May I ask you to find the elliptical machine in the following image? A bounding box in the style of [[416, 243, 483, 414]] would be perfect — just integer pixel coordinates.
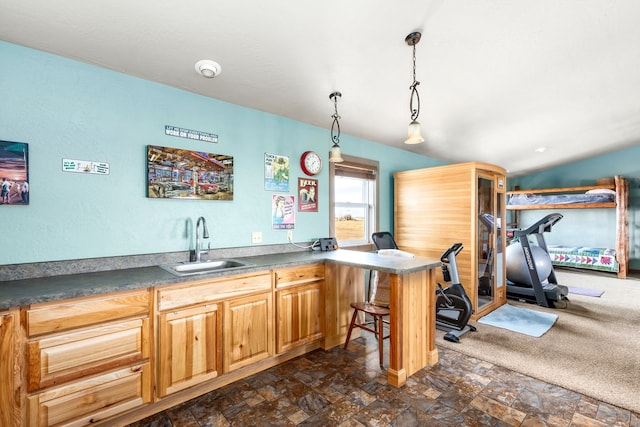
[[436, 243, 476, 343]]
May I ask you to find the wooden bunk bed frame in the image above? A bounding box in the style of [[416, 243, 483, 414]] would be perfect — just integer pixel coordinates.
[[506, 175, 629, 279]]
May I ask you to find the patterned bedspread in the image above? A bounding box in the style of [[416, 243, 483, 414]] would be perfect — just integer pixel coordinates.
[[547, 245, 618, 273]]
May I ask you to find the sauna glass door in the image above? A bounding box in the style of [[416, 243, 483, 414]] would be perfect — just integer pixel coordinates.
[[477, 175, 496, 309]]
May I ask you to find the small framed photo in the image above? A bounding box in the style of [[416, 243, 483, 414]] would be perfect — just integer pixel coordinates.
[[0, 140, 29, 205]]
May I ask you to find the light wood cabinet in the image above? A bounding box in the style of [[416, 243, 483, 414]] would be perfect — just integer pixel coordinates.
[[274, 264, 324, 354], [1, 310, 17, 427], [394, 161, 507, 319], [156, 272, 272, 391], [26, 363, 151, 427], [7, 259, 425, 425], [24, 289, 152, 425], [156, 304, 221, 397], [223, 292, 273, 372]]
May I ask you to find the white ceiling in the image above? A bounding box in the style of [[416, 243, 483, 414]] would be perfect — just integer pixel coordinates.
[[2, 0, 639, 176]]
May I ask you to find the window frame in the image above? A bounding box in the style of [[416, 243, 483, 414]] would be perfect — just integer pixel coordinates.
[[329, 154, 379, 250]]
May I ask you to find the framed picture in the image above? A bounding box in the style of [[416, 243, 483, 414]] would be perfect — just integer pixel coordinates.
[[264, 153, 289, 191], [298, 177, 318, 212], [0, 140, 29, 205], [147, 145, 234, 200], [272, 194, 295, 230]]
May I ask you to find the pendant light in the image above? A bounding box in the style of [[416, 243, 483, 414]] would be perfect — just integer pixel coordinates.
[[405, 32, 424, 144], [329, 91, 344, 162]]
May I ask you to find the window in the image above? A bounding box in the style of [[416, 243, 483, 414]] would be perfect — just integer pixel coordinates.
[[329, 155, 378, 247]]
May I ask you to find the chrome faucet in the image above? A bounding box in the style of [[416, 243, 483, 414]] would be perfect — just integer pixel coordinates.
[[194, 216, 210, 262]]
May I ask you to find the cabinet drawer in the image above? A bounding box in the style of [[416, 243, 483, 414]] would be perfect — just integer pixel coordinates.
[[27, 318, 149, 391], [27, 363, 151, 427], [158, 272, 271, 311], [274, 264, 324, 288], [27, 289, 150, 337]]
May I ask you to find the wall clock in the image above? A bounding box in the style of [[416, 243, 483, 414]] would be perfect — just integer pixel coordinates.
[[300, 151, 322, 176]]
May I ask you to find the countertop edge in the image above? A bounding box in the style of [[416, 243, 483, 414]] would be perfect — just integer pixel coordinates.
[[0, 250, 440, 309]]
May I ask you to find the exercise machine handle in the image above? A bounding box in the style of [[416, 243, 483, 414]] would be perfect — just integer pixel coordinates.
[[440, 243, 463, 263]]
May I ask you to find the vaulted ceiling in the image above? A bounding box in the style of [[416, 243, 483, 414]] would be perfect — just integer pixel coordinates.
[[2, 0, 639, 176]]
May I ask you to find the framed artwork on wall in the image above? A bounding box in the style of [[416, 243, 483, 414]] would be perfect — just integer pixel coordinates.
[[147, 145, 234, 200], [264, 153, 289, 191], [272, 194, 295, 230], [0, 140, 29, 205], [298, 177, 318, 212]]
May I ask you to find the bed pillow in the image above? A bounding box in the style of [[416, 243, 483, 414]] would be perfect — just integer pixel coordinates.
[[585, 189, 615, 195]]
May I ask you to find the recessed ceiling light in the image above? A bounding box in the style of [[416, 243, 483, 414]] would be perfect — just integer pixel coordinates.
[[534, 146, 547, 153], [195, 60, 221, 78]]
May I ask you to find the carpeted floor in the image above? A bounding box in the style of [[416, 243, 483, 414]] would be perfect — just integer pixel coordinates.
[[437, 269, 640, 413]]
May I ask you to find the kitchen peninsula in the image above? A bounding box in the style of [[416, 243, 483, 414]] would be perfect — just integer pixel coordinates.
[[0, 249, 439, 426]]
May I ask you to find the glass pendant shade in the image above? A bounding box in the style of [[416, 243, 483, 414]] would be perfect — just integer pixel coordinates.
[[405, 120, 424, 144], [329, 145, 343, 162]]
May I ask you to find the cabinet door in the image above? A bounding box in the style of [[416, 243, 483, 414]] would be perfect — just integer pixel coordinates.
[[157, 304, 222, 397], [1, 311, 15, 427], [27, 363, 150, 427], [323, 263, 364, 349], [223, 292, 273, 372], [276, 281, 324, 354]]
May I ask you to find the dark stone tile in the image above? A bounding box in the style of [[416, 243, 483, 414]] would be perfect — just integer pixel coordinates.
[[165, 405, 200, 427], [296, 390, 331, 415], [480, 379, 522, 406], [436, 378, 484, 412], [125, 329, 636, 427], [299, 397, 363, 425], [127, 413, 173, 427], [595, 402, 632, 427], [352, 399, 402, 426], [389, 407, 422, 426], [227, 400, 294, 427], [187, 399, 232, 426]]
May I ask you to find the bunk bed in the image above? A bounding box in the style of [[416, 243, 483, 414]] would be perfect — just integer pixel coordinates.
[[506, 175, 629, 279]]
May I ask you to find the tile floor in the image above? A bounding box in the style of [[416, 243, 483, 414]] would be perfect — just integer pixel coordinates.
[[129, 332, 639, 427]]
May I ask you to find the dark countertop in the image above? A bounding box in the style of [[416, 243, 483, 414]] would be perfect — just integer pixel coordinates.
[[0, 250, 440, 309]]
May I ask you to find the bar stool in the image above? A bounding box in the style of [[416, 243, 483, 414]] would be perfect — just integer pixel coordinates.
[[343, 232, 397, 368], [343, 269, 391, 368]]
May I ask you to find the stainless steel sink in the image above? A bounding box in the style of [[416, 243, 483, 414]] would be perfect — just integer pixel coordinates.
[[159, 259, 253, 277]]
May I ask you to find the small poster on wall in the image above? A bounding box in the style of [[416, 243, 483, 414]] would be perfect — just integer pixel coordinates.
[[298, 177, 318, 212], [272, 194, 295, 230], [264, 153, 289, 191], [0, 140, 29, 205]]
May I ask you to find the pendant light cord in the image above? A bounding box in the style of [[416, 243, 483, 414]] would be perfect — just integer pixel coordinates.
[[409, 42, 420, 122]]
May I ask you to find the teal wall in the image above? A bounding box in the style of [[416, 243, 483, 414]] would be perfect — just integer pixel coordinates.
[[511, 145, 640, 269], [0, 41, 444, 265]]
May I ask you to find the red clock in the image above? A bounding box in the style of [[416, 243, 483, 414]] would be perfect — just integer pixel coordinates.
[[300, 151, 322, 176]]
